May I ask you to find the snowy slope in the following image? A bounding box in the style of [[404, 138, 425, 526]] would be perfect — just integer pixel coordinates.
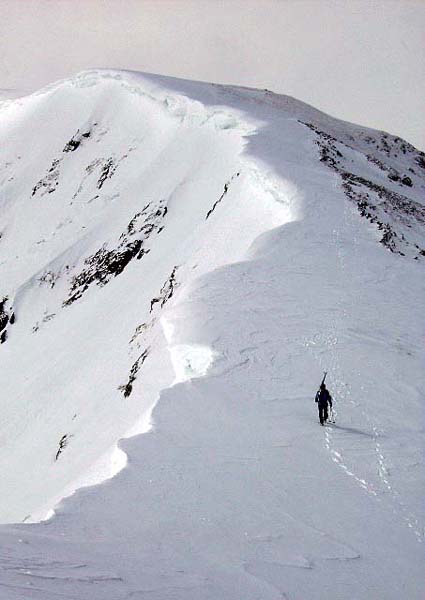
[[0, 70, 424, 599]]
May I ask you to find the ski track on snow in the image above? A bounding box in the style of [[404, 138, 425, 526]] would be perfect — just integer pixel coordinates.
[[307, 187, 425, 546]]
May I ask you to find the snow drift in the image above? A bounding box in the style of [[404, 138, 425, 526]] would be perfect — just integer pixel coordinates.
[[0, 70, 424, 599]]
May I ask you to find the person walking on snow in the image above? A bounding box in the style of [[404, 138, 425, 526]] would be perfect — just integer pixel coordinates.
[[315, 382, 332, 425]]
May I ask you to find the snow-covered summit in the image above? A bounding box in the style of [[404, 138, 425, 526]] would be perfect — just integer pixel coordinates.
[[0, 70, 424, 599]]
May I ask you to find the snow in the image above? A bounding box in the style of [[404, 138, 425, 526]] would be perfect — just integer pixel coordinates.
[[0, 69, 424, 599]]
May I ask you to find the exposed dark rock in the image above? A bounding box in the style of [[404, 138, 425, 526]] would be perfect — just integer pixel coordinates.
[[32, 313, 55, 333], [64, 139, 81, 153], [33, 124, 99, 198], [55, 433, 72, 461], [0, 296, 14, 343], [150, 266, 179, 312], [123, 268, 182, 395], [124, 204, 169, 237], [0, 297, 8, 332], [64, 199, 168, 306], [97, 158, 116, 189], [32, 158, 61, 196], [63, 129, 91, 153], [38, 269, 61, 289], [206, 172, 241, 219], [130, 321, 152, 345], [119, 348, 150, 398], [416, 155, 425, 170], [65, 241, 143, 305], [71, 149, 132, 202]]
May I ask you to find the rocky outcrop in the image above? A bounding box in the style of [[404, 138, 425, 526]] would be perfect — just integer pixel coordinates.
[[64, 199, 168, 306], [301, 121, 425, 259], [0, 297, 14, 344]]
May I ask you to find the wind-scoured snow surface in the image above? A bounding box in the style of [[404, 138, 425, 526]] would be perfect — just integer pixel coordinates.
[[0, 70, 424, 599]]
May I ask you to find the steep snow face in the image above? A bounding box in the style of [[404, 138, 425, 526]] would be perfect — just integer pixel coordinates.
[[0, 70, 424, 599], [0, 71, 293, 523]]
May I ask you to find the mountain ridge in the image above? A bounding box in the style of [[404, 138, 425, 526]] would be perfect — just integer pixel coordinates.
[[0, 69, 424, 599]]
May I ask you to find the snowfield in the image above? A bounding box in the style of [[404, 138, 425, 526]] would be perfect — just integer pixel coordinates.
[[0, 69, 424, 599]]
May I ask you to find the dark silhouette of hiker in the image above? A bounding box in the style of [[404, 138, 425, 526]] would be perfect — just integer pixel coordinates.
[[315, 383, 333, 425]]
